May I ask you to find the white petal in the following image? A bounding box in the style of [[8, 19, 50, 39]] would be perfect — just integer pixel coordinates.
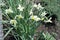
[[41, 11, 47, 16], [5, 8, 13, 14], [37, 3, 44, 9], [30, 15, 40, 21], [10, 20, 17, 24], [29, 11, 33, 15], [35, 18, 40, 21], [44, 17, 52, 23], [33, 4, 37, 7], [17, 4, 24, 11], [29, 9, 33, 15]]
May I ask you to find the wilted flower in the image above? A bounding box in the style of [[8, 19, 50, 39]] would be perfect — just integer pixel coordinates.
[[15, 14, 24, 19], [44, 17, 52, 23], [17, 4, 24, 11], [41, 11, 47, 16], [10, 20, 17, 24], [5, 7, 13, 14], [33, 3, 44, 9], [30, 15, 41, 21]]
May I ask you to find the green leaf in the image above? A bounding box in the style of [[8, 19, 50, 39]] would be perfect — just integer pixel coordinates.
[[3, 28, 13, 38], [43, 32, 56, 40]]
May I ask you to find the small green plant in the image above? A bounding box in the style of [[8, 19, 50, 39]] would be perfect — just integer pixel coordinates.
[[1, 0, 56, 40]]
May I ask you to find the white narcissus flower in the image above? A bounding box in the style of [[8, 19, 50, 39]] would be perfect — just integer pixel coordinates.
[[10, 20, 17, 24], [5, 7, 13, 14], [33, 3, 44, 9], [17, 4, 24, 11], [44, 17, 52, 23], [0, 2, 5, 6], [41, 11, 47, 16], [37, 3, 44, 9], [15, 14, 24, 19], [30, 15, 41, 21]]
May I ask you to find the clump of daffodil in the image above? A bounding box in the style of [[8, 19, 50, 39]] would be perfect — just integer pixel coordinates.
[[10, 20, 17, 25], [41, 11, 47, 16], [17, 4, 24, 11], [15, 14, 24, 19], [44, 17, 52, 23], [30, 15, 41, 21], [33, 3, 44, 9], [5, 7, 13, 14]]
